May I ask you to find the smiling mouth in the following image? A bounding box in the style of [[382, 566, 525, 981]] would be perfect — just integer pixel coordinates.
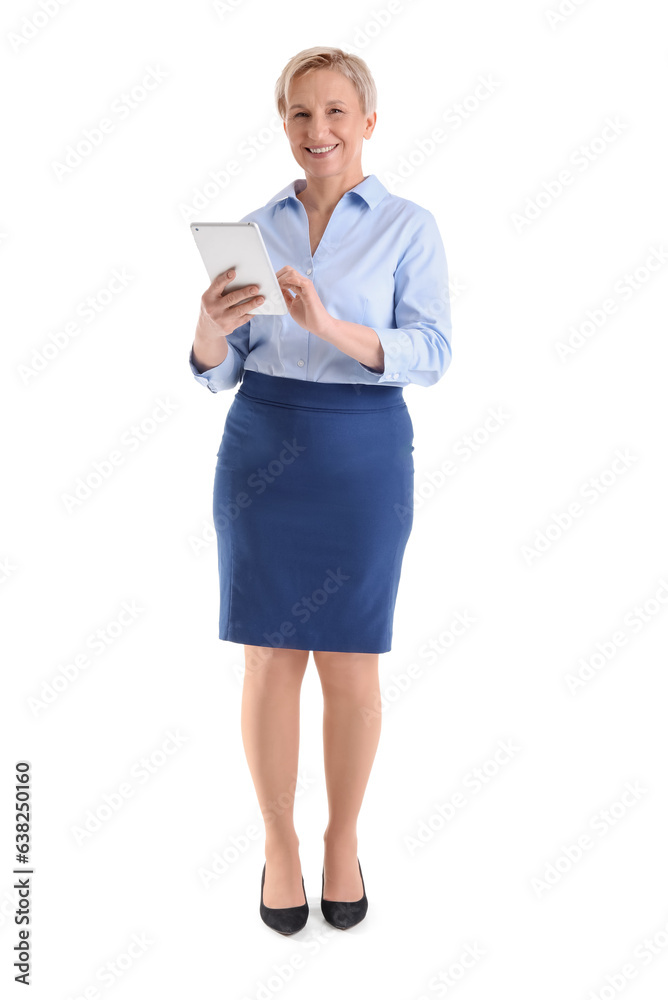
[[305, 143, 339, 156]]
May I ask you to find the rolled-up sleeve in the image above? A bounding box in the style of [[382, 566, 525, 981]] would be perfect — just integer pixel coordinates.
[[189, 321, 250, 393], [359, 210, 452, 387]]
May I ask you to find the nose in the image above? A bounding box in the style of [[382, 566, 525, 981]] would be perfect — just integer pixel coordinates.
[[305, 115, 335, 140]]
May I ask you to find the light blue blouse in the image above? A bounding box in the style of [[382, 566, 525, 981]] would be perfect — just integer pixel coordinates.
[[189, 173, 452, 391]]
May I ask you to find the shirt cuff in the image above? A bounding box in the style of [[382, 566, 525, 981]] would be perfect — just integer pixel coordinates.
[[189, 343, 240, 393], [357, 327, 414, 384]]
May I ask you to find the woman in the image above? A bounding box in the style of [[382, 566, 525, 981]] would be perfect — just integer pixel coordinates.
[[190, 46, 452, 934]]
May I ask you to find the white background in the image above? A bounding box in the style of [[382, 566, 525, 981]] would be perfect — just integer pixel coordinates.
[[1, 0, 667, 996]]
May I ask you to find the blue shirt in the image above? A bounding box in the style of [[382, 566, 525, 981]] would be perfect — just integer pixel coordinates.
[[189, 173, 452, 391]]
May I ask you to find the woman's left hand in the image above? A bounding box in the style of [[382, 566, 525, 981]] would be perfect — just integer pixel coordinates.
[[276, 266, 333, 338]]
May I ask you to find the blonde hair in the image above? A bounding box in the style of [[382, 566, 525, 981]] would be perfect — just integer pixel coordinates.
[[275, 46, 377, 121]]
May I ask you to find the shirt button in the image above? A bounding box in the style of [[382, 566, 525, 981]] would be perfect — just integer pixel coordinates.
[[306, 268, 312, 275], [392, 373, 399, 379], [297, 359, 305, 367]]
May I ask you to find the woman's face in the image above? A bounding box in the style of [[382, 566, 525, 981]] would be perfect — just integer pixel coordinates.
[[283, 68, 375, 182]]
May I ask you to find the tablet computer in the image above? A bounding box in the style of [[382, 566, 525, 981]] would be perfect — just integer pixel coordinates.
[[190, 221, 287, 316]]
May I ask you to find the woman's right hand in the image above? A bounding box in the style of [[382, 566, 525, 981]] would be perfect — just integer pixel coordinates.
[[198, 268, 265, 338]]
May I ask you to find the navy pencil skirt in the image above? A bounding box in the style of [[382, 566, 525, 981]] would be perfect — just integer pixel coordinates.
[[212, 370, 414, 653]]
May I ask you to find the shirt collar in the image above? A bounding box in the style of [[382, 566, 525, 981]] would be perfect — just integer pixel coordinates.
[[265, 173, 388, 211]]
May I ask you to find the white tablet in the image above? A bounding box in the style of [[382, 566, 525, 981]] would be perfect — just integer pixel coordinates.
[[190, 221, 287, 316]]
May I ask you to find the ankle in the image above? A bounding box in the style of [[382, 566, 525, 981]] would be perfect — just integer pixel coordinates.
[[265, 829, 300, 855], [323, 826, 358, 847]]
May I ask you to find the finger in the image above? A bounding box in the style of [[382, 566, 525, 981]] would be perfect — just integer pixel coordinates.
[[212, 268, 237, 293], [225, 284, 262, 307], [277, 266, 306, 282], [277, 273, 304, 290], [222, 295, 264, 320]]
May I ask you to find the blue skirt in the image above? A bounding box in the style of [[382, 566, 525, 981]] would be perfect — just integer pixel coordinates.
[[212, 370, 414, 653]]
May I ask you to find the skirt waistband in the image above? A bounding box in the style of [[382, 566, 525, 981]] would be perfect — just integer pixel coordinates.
[[237, 369, 405, 411]]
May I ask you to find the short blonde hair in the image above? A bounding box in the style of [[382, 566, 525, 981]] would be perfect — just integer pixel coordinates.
[[275, 46, 377, 121]]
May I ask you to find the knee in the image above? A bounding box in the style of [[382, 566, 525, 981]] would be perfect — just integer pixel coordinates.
[[243, 644, 309, 680], [314, 650, 379, 695]]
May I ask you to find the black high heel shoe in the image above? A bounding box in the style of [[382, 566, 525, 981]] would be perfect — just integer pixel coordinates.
[[321, 857, 368, 929], [260, 862, 309, 935]]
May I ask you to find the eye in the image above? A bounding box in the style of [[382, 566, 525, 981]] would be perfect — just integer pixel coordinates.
[[292, 108, 343, 119]]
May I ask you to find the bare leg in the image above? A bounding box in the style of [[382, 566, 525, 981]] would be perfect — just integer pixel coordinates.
[[241, 643, 309, 907], [313, 650, 381, 901]]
